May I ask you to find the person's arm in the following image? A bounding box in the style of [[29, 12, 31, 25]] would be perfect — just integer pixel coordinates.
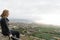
[[3, 18, 9, 27]]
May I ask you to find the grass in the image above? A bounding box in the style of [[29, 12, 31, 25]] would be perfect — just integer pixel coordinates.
[[13, 26, 60, 40]]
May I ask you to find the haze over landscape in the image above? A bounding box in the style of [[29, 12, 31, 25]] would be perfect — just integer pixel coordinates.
[[1, 0, 60, 40], [0, 0, 60, 25]]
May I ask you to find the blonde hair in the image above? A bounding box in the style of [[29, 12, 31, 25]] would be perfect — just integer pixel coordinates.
[[1, 9, 9, 18]]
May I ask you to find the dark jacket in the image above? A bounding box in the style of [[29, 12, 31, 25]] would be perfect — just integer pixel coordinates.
[[0, 18, 20, 40], [0, 17, 9, 36]]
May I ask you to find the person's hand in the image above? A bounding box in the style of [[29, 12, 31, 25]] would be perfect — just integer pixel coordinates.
[[9, 34, 12, 37]]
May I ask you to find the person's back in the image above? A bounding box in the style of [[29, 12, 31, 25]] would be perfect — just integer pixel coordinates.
[[0, 17, 9, 36]]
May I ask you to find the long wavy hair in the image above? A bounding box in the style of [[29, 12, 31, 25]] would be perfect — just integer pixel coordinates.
[[1, 9, 9, 18]]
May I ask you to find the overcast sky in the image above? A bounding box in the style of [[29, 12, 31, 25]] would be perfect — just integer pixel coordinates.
[[0, 0, 60, 25]]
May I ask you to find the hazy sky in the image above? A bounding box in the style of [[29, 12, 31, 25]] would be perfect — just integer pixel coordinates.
[[0, 0, 60, 25]]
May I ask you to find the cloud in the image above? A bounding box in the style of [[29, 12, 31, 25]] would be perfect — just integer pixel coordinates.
[[0, 0, 60, 25]]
